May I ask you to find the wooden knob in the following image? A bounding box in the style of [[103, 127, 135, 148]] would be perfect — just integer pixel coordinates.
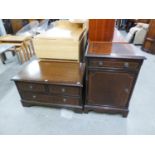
[[98, 61, 103, 66], [63, 98, 67, 102], [32, 95, 36, 99], [61, 88, 66, 92], [124, 88, 129, 93], [29, 85, 33, 89], [124, 62, 129, 68]]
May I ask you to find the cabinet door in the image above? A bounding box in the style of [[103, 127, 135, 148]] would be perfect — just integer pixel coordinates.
[[87, 70, 135, 108]]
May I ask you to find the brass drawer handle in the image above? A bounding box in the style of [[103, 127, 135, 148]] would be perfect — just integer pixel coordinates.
[[124, 62, 129, 68], [63, 98, 67, 102], [61, 88, 66, 92], [98, 61, 103, 66], [32, 95, 36, 99]]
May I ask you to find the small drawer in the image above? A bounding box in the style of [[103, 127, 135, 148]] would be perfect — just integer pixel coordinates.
[[17, 82, 46, 93], [88, 59, 139, 70], [21, 92, 80, 106], [49, 85, 80, 96]]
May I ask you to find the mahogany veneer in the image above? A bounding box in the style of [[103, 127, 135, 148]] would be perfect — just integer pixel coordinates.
[[85, 42, 146, 117], [12, 60, 85, 112]]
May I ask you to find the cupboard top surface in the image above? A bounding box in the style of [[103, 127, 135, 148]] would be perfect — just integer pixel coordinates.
[[86, 42, 146, 60], [12, 60, 85, 87]]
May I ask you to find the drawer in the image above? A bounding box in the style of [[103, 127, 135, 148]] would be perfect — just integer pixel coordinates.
[[21, 92, 80, 106], [88, 59, 139, 70], [49, 85, 80, 96], [17, 82, 46, 93]]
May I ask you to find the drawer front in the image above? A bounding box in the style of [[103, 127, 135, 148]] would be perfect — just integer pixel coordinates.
[[88, 59, 139, 70], [21, 92, 80, 106], [17, 82, 46, 93], [49, 85, 80, 96]]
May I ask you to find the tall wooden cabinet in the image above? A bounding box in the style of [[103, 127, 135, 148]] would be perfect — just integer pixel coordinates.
[[142, 20, 155, 54], [88, 19, 115, 42], [85, 42, 145, 117]]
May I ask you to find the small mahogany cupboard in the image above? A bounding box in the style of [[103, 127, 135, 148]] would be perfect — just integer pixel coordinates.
[[84, 42, 145, 117]]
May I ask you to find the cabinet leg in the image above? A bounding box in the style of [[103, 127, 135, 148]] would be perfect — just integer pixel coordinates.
[[84, 109, 89, 114], [21, 101, 33, 107], [122, 112, 128, 118], [74, 109, 83, 113]]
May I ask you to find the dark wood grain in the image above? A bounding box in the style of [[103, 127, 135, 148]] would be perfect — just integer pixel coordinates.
[[88, 19, 115, 42], [21, 92, 80, 106], [49, 85, 80, 96], [85, 43, 145, 117], [87, 70, 135, 107], [12, 60, 85, 87], [87, 42, 146, 59], [12, 60, 85, 112], [87, 58, 140, 71], [17, 82, 46, 92]]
